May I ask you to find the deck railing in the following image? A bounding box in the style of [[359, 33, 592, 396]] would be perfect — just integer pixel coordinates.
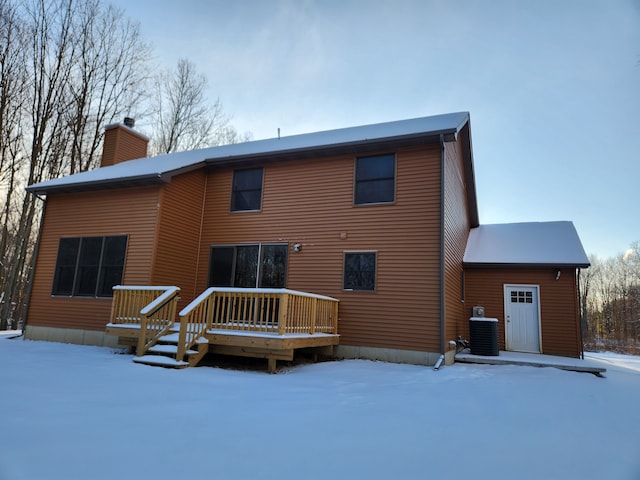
[[110, 286, 181, 355], [176, 288, 339, 361]]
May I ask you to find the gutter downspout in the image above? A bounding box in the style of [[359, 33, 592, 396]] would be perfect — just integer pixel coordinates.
[[577, 268, 584, 359], [433, 354, 445, 371], [21, 194, 47, 338], [439, 134, 446, 357]]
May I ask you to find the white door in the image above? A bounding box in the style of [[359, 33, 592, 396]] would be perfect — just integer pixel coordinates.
[[504, 285, 541, 353]]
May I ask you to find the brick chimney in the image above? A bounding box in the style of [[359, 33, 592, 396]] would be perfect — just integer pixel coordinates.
[[100, 117, 149, 167]]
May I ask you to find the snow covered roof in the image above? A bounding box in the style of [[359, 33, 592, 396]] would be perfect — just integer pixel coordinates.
[[27, 111, 470, 195], [463, 221, 590, 268]]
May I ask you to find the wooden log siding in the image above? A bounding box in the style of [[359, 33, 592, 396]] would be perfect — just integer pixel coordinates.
[[463, 268, 581, 357], [198, 145, 443, 353], [26, 187, 160, 332], [442, 132, 472, 350]]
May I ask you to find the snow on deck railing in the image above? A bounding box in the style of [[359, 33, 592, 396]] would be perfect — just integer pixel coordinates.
[[178, 287, 337, 316], [140, 287, 180, 315], [110, 286, 181, 356], [175, 288, 339, 362]]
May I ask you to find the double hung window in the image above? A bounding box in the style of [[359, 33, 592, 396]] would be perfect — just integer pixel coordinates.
[[354, 154, 395, 205], [231, 168, 263, 211]]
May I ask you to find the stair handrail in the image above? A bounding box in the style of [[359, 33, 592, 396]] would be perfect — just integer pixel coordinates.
[[137, 286, 181, 356], [176, 287, 216, 362], [139, 286, 181, 317]]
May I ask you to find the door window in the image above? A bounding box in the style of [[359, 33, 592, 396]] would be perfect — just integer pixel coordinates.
[[510, 290, 533, 303]]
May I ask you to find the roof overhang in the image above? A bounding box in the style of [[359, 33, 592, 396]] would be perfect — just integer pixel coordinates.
[[26, 162, 207, 196], [463, 261, 591, 269], [26, 112, 472, 196]]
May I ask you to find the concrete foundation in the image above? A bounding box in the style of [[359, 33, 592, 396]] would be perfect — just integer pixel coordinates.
[[444, 348, 456, 366], [25, 325, 122, 348], [24, 326, 454, 369], [334, 345, 441, 366]]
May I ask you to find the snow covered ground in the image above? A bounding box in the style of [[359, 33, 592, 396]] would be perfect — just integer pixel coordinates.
[[1, 334, 638, 480]]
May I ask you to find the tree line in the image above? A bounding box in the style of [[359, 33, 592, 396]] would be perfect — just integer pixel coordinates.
[[0, 0, 248, 329], [581, 241, 640, 354]]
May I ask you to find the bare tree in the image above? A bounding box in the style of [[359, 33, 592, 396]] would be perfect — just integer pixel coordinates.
[[0, 0, 78, 329], [579, 254, 599, 339], [0, 0, 29, 275], [582, 242, 640, 353], [0, 0, 150, 329], [150, 58, 249, 155], [0, 0, 248, 330], [65, 1, 150, 174]]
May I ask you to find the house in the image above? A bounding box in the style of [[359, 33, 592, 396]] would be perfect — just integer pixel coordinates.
[[24, 112, 590, 370]]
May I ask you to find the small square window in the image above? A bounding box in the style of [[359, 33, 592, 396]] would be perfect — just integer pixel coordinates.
[[354, 154, 395, 205], [344, 252, 376, 291], [231, 168, 263, 211]]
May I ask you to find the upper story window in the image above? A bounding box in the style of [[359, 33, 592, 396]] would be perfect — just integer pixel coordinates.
[[231, 167, 263, 212], [52, 235, 127, 297], [354, 154, 395, 205]]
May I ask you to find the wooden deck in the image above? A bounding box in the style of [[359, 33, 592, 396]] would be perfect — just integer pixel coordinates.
[[106, 286, 340, 372]]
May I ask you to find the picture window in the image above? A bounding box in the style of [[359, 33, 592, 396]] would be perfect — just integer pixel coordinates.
[[52, 236, 127, 297]]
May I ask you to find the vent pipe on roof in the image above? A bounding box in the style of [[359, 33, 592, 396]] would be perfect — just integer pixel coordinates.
[[123, 117, 135, 128]]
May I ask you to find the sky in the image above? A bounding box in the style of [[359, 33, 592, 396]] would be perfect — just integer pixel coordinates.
[[109, 0, 640, 259]]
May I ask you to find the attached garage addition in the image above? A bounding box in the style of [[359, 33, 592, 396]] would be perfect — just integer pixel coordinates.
[[463, 221, 590, 357]]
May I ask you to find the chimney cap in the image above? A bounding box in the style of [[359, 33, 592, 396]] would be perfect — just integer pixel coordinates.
[[123, 117, 135, 128]]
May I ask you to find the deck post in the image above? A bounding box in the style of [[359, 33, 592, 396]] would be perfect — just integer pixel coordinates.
[[267, 357, 277, 373], [310, 297, 317, 334], [206, 293, 214, 330], [137, 312, 148, 355], [278, 292, 289, 335]]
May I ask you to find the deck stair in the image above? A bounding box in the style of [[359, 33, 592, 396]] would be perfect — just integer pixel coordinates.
[[109, 286, 340, 373], [132, 330, 209, 369]]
